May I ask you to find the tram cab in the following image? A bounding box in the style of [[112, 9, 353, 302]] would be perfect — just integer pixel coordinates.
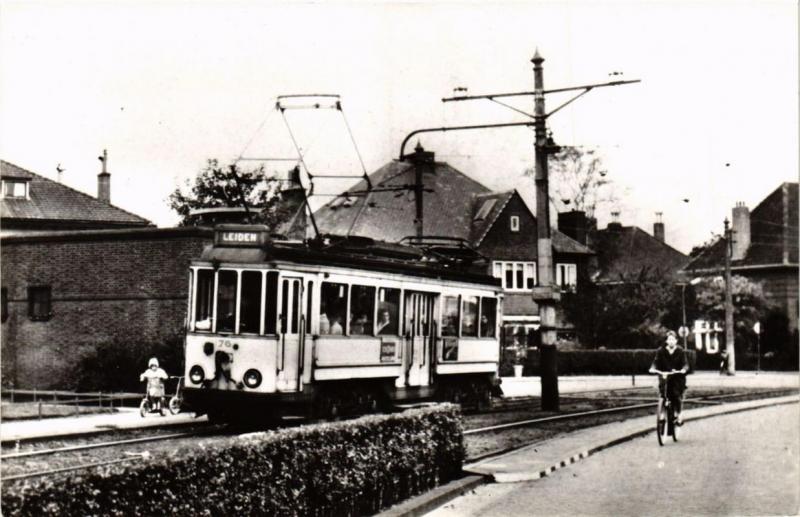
[[182, 225, 502, 419]]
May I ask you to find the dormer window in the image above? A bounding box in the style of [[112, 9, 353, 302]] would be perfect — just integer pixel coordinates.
[[2, 179, 29, 199], [509, 215, 520, 232]]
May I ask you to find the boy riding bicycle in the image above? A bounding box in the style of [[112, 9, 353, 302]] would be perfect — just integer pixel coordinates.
[[649, 330, 689, 426]]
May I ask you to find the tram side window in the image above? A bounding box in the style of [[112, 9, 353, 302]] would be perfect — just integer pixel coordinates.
[[263, 271, 279, 334], [480, 297, 497, 338], [216, 270, 238, 334], [377, 288, 400, 335], [194, 269, 214, 331], [350, 285, 375, 336], [442, 295, 460, 337], [320, 282, 347, 335], [461, 296, 478, 337], [239, 271, 262, 334]]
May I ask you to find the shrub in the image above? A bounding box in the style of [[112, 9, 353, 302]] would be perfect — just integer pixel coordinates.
[[522, 349, 697, 376], [1, 404, 464, 516], [73, 334, 184, 393]]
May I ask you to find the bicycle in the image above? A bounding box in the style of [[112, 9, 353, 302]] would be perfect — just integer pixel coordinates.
[[168, 376, 184, 415], [653, 370, 684, 446]]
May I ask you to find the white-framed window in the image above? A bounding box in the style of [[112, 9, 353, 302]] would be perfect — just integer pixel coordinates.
[[2, 180, 29, 199], [492, 261, 536, 291], [509, 215, 520, 232], [556, 263, 577, 291]]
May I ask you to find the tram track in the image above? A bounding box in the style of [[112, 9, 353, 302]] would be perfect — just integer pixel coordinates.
[[463, 387, 799, 463], [3, 388, 795, 483]]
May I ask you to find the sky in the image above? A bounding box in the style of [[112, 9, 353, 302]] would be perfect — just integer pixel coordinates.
[[1, 0, 797, 253]]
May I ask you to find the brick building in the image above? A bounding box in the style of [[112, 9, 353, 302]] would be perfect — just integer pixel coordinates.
[[1, 227, 213, 389]]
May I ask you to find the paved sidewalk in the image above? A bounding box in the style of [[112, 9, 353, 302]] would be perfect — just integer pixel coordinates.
[[500, 371, 799, 398], [0, 409, 206, 442]]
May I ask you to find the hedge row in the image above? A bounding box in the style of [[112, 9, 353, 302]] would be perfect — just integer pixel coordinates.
[[2, 405, 465, 516], [522, 349, 698, 376]]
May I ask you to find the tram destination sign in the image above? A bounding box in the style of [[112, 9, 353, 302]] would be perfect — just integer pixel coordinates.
[[214, 225, 269, 247]]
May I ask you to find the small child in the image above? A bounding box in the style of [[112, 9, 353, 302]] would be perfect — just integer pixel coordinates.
[[140, 357, 168, 410]]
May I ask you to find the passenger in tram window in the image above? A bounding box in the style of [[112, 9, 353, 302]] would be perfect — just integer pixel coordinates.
[[480, 314, 491, 337], [319, 312, 330, 334], [377, 308, 396, 335], [443, 316, 458, 337], [329, 317, 343, 335], [351, 313, 369, 335]]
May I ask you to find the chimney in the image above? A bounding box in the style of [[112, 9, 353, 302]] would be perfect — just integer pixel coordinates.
[[731, 201, 751, 260], [607, 210, 622, 231], [97, 149, 110, 203], [557, 210, 588, 245], [653, 212, 665, 242]]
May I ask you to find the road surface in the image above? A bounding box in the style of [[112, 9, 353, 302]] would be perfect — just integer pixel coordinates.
[[429, 403, 799, 517]]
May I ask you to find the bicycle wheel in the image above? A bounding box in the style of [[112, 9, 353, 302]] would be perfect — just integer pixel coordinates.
[[139, 398, 150, 418], [666, 403, 678, 442], [670, 403, 680, 442], [656, 402, 665, 446], [169, 395, 182, 415]]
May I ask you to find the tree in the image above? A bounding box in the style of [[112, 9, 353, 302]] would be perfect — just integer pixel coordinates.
[[547, 146, 619, 219], [168, 159, 295, 228], [561, 268, 679, 349], [692, 275, 770, 355]]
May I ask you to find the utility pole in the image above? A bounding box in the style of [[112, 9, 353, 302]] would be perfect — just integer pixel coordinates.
[[723, 218, 736, 374], [531, 50, 560, 411], [435, 51, 639, 411]]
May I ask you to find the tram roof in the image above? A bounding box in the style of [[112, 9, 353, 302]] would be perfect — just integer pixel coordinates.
[[197, 225, 500, 287]]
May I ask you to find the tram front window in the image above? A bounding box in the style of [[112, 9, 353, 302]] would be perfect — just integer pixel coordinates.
[[240, 271, 262, 334], [320, 282, 347, 335], [194, 269, 214, 331], [350, 285, 375, 335], [216, 270, 237, 334], [480, 297, 497, 337]]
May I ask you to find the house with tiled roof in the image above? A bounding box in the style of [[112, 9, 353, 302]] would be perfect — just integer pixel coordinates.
[[588, 219, 690, 284], [314, 145, 594, 347], [1, 159, 151, 235], [684, 182, 798, 333]]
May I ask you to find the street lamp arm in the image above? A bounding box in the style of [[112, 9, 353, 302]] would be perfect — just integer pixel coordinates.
[[399, 121, 536, 159]]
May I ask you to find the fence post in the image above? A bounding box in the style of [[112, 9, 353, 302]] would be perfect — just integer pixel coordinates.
[[631, 374, 635, 386], [38, 401, 43, 419]]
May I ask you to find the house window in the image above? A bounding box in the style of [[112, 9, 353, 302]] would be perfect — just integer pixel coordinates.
[[556, 263, 578, 291], [2, 180, 29, 199], [509, 215, 520, 232], [28, 286, 52, 321], [1, 287, 8, 323], [492, 261, 536, 291]]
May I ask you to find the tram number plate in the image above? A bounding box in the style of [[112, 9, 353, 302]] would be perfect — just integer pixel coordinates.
[[380, 340, 397, 362], [443, 337, 458, 361]]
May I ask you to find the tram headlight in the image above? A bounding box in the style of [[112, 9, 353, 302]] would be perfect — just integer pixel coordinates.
[[243, 369, 262, 389], [189, 365, 205, 385]]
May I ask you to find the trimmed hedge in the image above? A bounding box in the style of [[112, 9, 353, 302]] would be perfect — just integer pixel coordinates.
[[2, 405, 464, 516], [522, 349, 698, 376]]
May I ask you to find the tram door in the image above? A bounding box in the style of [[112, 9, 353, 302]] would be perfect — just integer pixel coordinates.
[[277, 277, 303, 392], [403, 292, 437, 387]]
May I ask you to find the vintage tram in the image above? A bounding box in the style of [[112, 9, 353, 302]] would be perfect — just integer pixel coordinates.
[[182, 225, 503, 421]]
